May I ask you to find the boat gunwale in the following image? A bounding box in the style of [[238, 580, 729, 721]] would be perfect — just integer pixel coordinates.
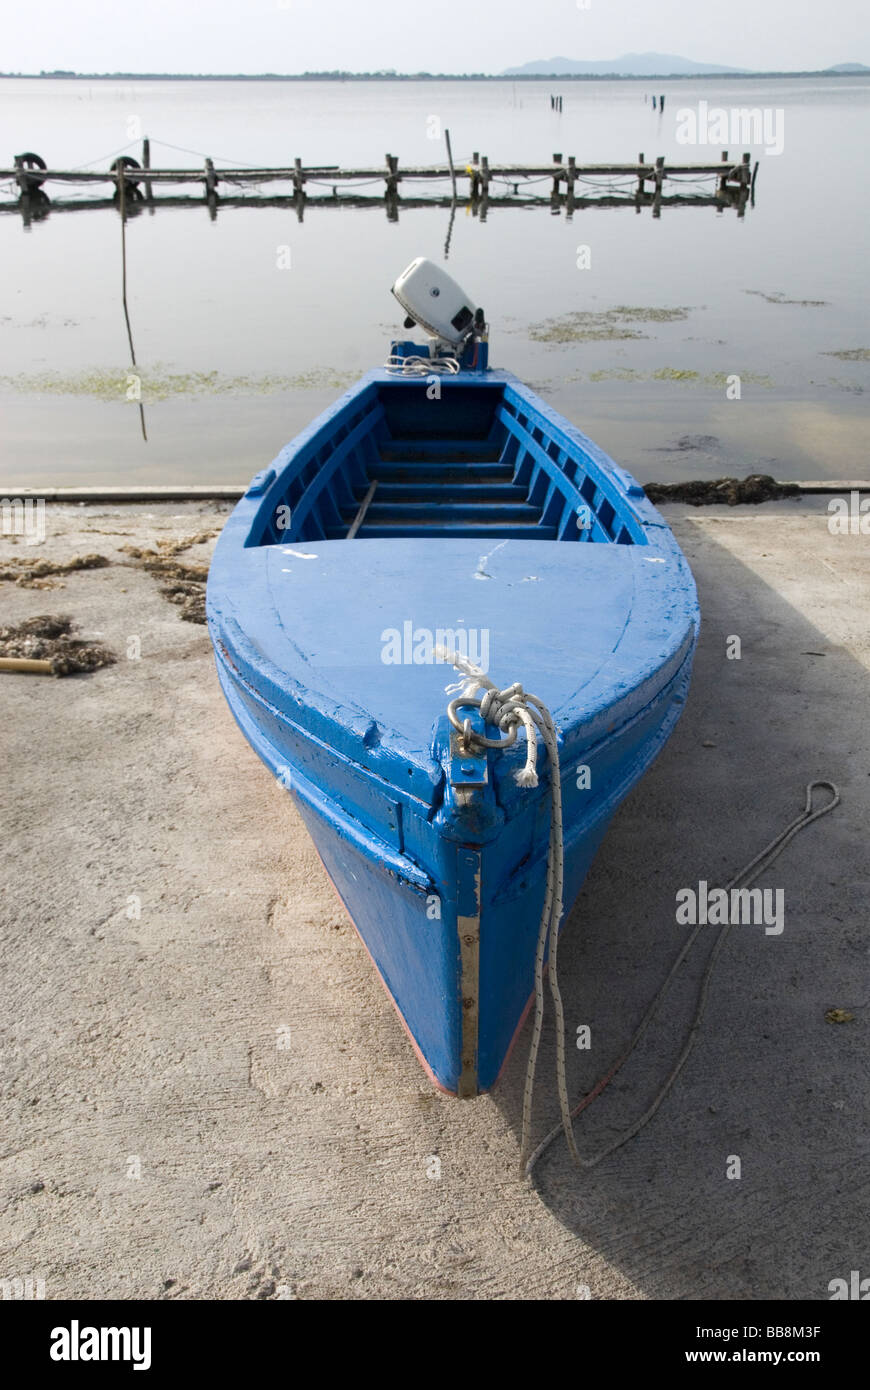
[[232, 368, 675, 551]]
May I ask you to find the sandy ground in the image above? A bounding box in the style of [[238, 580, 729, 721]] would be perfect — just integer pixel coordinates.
[[0, 498, 867, 1301]]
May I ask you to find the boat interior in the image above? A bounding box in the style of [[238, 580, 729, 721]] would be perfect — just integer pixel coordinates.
[[249, 380, 647, 547]]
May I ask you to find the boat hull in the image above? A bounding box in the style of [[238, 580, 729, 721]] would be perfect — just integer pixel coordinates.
[[207, 366, 700, 1095], [213, 626, 694, 1093]]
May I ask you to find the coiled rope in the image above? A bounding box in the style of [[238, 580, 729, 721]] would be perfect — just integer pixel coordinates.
[[383, 352, 461, 376], [435, 647, 579, 1168], [435, 649, 840, 1180]]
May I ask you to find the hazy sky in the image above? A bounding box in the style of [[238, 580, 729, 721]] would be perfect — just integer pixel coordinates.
[[4, 0, 868, 74]]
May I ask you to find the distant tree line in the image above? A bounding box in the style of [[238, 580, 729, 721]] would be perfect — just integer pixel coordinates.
[[0, 68, 859, 81]]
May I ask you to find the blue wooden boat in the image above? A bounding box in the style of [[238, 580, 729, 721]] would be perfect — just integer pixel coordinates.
[[207, 259, 699, 1098]]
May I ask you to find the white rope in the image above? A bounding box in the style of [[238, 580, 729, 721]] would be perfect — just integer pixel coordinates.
[[435, 648, 841, 1182], [434, 647, 580, 1168], [383, 352, 461, 377], [523, 778, 840, 1177], [68, 138, 141, 172]]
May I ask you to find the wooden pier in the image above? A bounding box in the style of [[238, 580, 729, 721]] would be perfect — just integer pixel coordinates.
[[1, 144, 758, 221]]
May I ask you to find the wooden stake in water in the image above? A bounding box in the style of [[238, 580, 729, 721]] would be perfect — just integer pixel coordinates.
[[444, 128, 457, 201], [118, 167, 147, 443], [443, 129, 458, 257], [142, 137, 153, 202]]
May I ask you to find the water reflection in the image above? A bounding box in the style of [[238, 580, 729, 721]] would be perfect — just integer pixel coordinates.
[[3, 179, 756, 226], [117, 175, 148, 443]]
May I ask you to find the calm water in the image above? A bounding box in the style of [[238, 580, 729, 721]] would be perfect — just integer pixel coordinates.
[[1, 76, 869, 486]]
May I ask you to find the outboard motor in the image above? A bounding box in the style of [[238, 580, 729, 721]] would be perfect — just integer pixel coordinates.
[[388, 257, 488, 372]]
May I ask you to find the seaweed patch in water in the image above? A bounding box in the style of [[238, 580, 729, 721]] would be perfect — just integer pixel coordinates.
[[529, 305, 690, 344], [588, 368, 642, 382], [652, 367, 700, 382], [585, 368, 773, 388], [702, 370, 774, 388], [610, 306, 692, 322], [744, 290, 829, 307], [0, 366, 357, 403], [652, 434, 721, 453], [823, 348, 870, 362]]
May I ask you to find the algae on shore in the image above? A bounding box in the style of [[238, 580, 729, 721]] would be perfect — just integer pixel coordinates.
[[120, 533, 215, 624], [0, 614, 116, 674], [0, 553, 111, 590]]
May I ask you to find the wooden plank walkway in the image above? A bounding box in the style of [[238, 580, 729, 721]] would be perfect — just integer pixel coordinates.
[[2, 147, 755, 199], [0, 160, 749, 182], [0, 145, 758, 222]]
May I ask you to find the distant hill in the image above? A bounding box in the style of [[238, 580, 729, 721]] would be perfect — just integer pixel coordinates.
[[2, 60, 867, 82], [503, 52, 751, 77]]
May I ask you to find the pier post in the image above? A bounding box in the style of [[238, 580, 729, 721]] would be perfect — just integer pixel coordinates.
[[479, 155, 490, 221], [552, 152, 562, 197], [385, 153, 399, 199], [293, 157, 305, 199], [653, 156, 664, 218], [637, 151, 646, 200], [737, 154, 751, 219], [142, 138, 153, 202], [718, 150, 729, 195], [204, 158, 218, 219]]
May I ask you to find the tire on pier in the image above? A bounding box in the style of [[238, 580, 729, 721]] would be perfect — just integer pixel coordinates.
[[110, 156, 143, 198], [16, 152, 47, 190]]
